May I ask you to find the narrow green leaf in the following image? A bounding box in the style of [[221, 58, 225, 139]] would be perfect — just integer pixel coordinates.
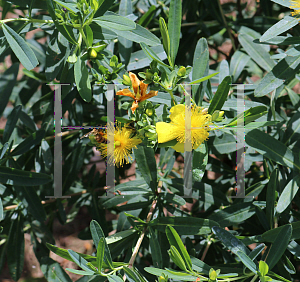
[[236, 251, 257, 273], [259, 260, 269, 276], [90, 220, 113, 269], [67, 250, 95, 274], [0, 198, 3, 221], [260, 16, 299, 42], [53, 0, 79, 13], [108, 275, 125, 282], [159, 17, 170, 58], [249, 243, 265, 261], [97, 238, 105, 272], [191, 38, 209, 103], [219, 59, 230, 84], [3, 105, 22, 143], [165, 225, 192, 271], [276, 174, 300, 213], [168, 0, 181, 65], [66, 269, 94, 275], [85, 25, 94, 47], [169, 245, 188, 271], [208, 76, 231, 114], [261, 222, 300, 243], [74, 55, 92, 102], [123, 266, 146, 282], [192, 142, 208, 183], [229, 51, 250, 82], [149, 227, 163, 268], [212, 226, 250, 255], [93, 15, 136, 31], [150, 217, 219, 235], [11, 130, 45, 156], [0, 166, 52, 186], [0, 64, 18, 117], [238, 33, 275, 72], [2, 24, 38, 70], [189, 72, 219, 85], [138, 5, 156, 27], [265, 224, 292, 270], [7, 214, 24, 281], [40, 257, 73, 282], [140, 42, 170, 68], [266, 169, 278, 229], [254, 55, 300, 97], [245, 129, 300, 171], [133, 144, 157, 192]]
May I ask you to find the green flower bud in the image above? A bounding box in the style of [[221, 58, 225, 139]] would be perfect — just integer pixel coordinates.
[[123, 74, 131, 86], [145, 108, 154, 116], [177, 66, 186, 77], [89, 48, 98, 59], [211, 110, 220, 121], [158, 276, 166, 282], [209, 270, 217, 281]]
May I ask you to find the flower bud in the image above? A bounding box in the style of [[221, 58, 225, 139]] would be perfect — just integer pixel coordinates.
[[177, 66, 186, 77], [145, 108, 154, 116], [211, 110, 220, 121], [219, 111, 224, 117], [209, 270, 217, 281], [89, 48, 98, 59], [123, 74, 132, 86], [158, 276, 166, 282]]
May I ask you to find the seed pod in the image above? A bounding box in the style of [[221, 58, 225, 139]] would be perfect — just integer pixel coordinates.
[[89, 48, 98, 59]]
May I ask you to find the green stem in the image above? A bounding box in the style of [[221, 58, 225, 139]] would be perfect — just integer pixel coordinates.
[[216, 0, 236, 52], [167, 89, 177, 106], [0, 17, 53, 25]]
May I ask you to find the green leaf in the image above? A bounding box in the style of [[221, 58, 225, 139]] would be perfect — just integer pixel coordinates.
[[276, 174, 300, 213], [168, 0, 181, 66], [238, 33, 275, 72], [10, 130, 45, 156], [74, 55, 92, 102], [2, 24, 38, 70], [209, 202, 256, 227], [0, 166, 52, 186], [67, 250, 95, 274], [189, 72, 219, 85], [245, 129, 300, 171], [53, 0, 79, 13], [260, 16, 299, 42], [212, 226, 250, 255], [168, 245, 188, 271], [192, 142, 208, 183], [108, 275, 125, 282], [0, 198, 3, 221], [266, 169, 278, 229], [191, 38, 209, 104], [90, 220, 113, 269], [149, 227, 163, 268], [127, 45, 166, 71], [105, 229, 137, 244], [265, 224, 292, 270], [0, 64, 18, 117], [113, 24, 161, 46], [3, 104, 22, 143], [7, 214, 24, 281], [165, 225, 192, 271], [138, 5, 156, 27], [93, 14, 136, 31], [236, 251, 257, 273], [133, 144, 157, 192], [230, 51, 250, 82], [259, 260, 269, 276], [150, 217, 219, 235], [270, 0, 291, 7], [249, 243, 265, 261], [140, 42, 170, 68], [208, 76, 231, 114], [159, 17, 170, 59], [123, 266, 146, 282], [66, 269, 95, 275], [261, 222, 300, 243], [96, 238, 105, 272], [14, 186, 47, 222], [40, 257, 73, 282], [85, 25, 94, 47], [254, 55, 300, 97]]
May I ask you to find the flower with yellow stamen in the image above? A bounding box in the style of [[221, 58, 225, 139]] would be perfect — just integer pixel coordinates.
[[97, 123, 142, 167], [291, 0, 300, 18], [156, 104, 212, 153], [116, 72, 158, 114]]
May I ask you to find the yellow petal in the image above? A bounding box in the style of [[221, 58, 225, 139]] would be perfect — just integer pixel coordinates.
[[169, 104, 185, 124], [156, 122, 180, 143], [172, 142, 185, 153]]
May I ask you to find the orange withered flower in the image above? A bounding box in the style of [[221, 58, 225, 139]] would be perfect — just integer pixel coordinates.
[[116, 72, 158, 114]]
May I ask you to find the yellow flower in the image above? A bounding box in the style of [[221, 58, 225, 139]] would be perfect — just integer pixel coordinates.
[[116, 72, 158, 114], [97, 123, 142, 167], [291, 0, 300, 18], [156, 104, 212, 153]]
